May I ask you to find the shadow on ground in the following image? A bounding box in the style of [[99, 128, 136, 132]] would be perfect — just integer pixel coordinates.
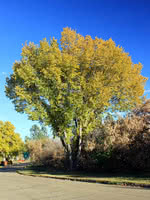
[[0, 163, 30, 173]]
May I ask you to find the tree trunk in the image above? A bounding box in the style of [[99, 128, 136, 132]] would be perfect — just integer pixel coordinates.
[[60, 132, 73, 171], [72, 124, 82, 170], [77, 124, 82, 161], [60, 126, 83, 171], [67, 143, 73, 171]]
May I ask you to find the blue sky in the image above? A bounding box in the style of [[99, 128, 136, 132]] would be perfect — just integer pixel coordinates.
[[0, 0, 150, 140]]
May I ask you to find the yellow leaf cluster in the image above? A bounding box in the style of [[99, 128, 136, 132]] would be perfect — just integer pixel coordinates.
[[5, 27, 147, 141]]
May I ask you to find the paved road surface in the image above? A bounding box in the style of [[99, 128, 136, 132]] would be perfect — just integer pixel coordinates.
[[0, 166, 150, 200]]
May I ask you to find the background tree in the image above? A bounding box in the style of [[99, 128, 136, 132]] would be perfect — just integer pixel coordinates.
[[5, 28, 147, 169], [26, 124, 49, 141], [0, 121, 24, 160]]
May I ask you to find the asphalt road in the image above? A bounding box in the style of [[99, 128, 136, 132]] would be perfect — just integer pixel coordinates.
[[0, 167, 150, 200]]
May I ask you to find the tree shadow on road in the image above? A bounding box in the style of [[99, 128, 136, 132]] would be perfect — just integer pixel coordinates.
[[0, 162, 30, 173]]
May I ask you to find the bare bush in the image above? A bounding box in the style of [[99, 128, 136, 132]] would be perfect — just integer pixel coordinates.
[[103, 111, 150, 170], [81, 100, 150, 171], [26, 138, 65, 169]]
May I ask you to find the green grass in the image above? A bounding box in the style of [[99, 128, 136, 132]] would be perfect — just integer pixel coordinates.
[[17, 169, 150, 187]]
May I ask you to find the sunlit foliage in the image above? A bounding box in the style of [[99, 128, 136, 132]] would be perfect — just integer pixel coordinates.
[[5, 28, 147, 169], [0, 121, 24, 158]]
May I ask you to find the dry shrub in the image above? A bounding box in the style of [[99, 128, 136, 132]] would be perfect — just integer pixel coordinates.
[[78, 125, 113, 171], [104, 113, 150, 170], [26, 138, 65, 169], [81, 103, 150, 171]]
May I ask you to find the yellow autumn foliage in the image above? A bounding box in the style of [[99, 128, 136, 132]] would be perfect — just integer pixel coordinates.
[[5, 28, 147, 164], [0, 121, 24, 157]]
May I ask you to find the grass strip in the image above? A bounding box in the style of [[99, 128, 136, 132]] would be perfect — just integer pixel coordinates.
[[17, 169, 150, 188]]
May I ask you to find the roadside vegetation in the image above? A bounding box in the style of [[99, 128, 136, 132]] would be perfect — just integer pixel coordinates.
[[0, 121, 24, 164], [3, 27, 150, 186], [18, 169, 150, 187], [20, 99, 150, 187]]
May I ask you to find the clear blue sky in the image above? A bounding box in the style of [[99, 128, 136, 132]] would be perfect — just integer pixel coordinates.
[[0, 0, 150, 140]]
